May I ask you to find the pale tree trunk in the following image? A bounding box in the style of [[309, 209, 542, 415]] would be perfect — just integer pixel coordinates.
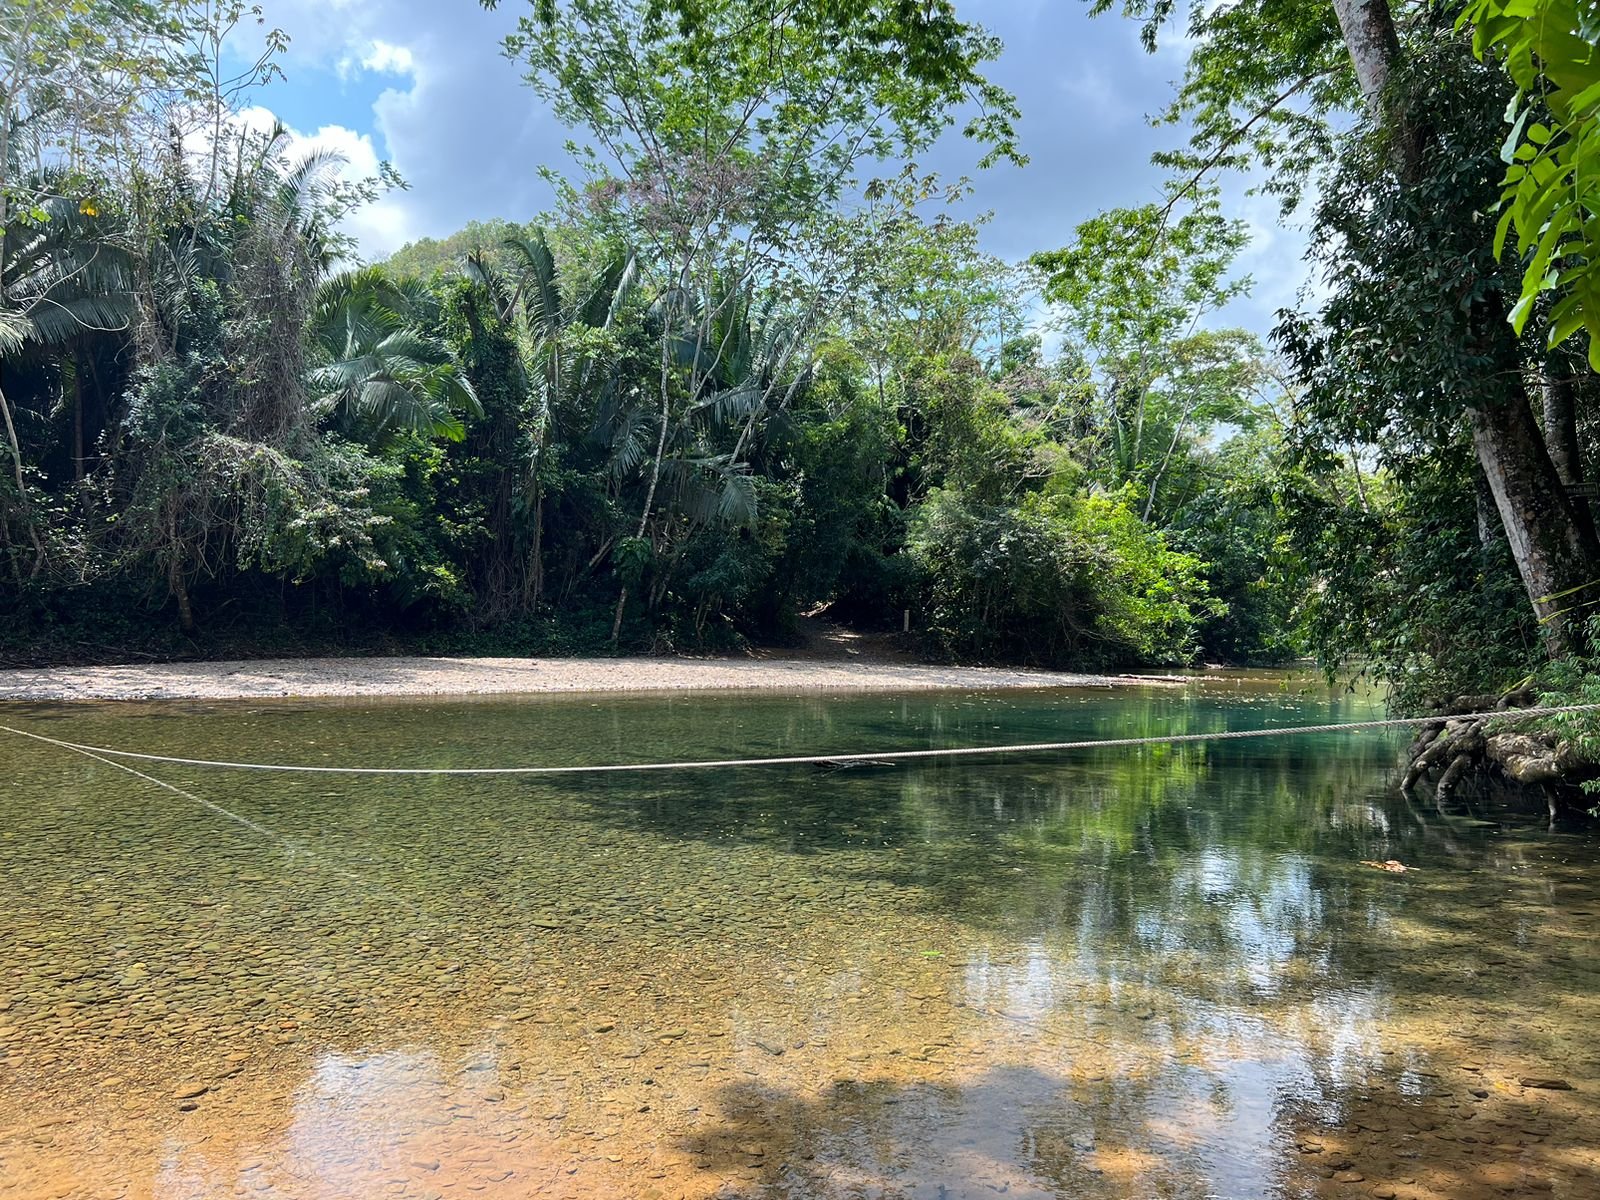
[[70, 358, 84, 482], [1543, 372, 1597, 546], [1348, 447, 1371, 513], [0, 374, 45, 577], [1330, 0, 1422, 182], [1331, 0, 1598, 653], [0, 88, 41, 569], [1331, 0, 1403, 114], [530, 489, 544, 608], [610, 318, 676, 646], [1472, 395, 1598, 650], [0, 376, 24, 499]]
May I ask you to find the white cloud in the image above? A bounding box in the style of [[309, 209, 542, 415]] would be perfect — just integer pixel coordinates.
[[228, 104, 417, 259], [338, 39, 418, 81], [361, 40, 416, 76], [217, 0, 1314, 343], [218, 0, 555, 260]]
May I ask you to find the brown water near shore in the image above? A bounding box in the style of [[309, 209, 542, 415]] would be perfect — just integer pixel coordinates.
[[1, 680, 1597, 1199]]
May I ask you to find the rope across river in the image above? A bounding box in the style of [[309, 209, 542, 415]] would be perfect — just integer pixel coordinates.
[[6, 702, 1600, 776]]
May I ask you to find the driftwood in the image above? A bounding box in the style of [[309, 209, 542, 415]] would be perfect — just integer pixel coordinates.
[[1406, 722, 1445, 761]]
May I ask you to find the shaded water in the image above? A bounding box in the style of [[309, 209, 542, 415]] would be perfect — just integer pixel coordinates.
[[1, 674, 1597, 1200]]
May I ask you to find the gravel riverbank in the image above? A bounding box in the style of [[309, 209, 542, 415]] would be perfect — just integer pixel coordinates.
[[0, 655, 1183, 702]]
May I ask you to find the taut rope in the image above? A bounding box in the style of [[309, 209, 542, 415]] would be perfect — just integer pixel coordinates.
[[4, 704, 1599, 776]]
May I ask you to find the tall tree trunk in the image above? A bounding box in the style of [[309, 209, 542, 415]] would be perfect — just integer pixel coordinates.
[[1472, 394, 1599, 651], [612, 333, 675, 646], [1543, 372, 1598, 547], [0, 376, 26, 499], [1331, 0, 1403, 113], [1544, 373, 1582, 481], [1331, 0, 1598, 652], [1330, 0, 1423, 182], [1348, 446, 1372, 513], [1474, 464, 1503, 552], [609, 584, 630, 645], [70, 358, 84, 483], [535, 490, 545, 605], [0, 374, 45, 576], [171, 565, 196, 634]]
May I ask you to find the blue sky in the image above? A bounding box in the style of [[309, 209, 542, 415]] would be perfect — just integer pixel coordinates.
[[235, 0, 1310, 337]]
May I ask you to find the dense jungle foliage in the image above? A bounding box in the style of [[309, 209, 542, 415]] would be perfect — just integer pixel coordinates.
[[0, 0, 1301, 670], [6, 0, 1600, 736]]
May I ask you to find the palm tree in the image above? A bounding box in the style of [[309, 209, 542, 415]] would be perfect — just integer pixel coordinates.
[[0, 186, 133, 573], [470, 227, 638, 419], [608, 278, 818, 640], [463, 230, 638, 606], [306, 266, 480, 443]]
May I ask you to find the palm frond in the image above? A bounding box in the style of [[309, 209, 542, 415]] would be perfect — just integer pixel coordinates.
[[578, 248, 639, 329], [0, 312, 29, 356], [23, 293, 134, 344], [503, 230, 562, 332]]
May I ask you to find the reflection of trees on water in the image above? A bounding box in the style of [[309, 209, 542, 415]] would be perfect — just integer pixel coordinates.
[[527, 687, 1585, 1023], [27, 682, 1579, 1046], [11, 685, 1598, 1200], [527, 687, 1600, 1200], [678, 1027, 1388, 1200], [680, 1065, 1240, 1199]]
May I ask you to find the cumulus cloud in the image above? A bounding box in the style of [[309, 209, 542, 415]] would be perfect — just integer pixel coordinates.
[[361, 40, 416, 75], [282, 118, 415, 257], [339, 39, 417, 81], [227, 0, 564, 260], [222, 104, 417, 258], [226, 0, 1314, 332]]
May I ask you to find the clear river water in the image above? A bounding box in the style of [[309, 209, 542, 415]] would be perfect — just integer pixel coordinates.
[[0, 673, 1597, 1199]]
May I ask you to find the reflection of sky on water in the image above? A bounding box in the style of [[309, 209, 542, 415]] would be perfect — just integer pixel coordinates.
[[3, 674, 1599, 1198], [951, 919, 1390, 1198]]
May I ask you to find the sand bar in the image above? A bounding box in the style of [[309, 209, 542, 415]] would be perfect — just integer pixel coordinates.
[[0, 655, 1184, 702]]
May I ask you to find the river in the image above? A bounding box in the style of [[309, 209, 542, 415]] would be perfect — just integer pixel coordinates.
[[1, 673, 1596, 1198]]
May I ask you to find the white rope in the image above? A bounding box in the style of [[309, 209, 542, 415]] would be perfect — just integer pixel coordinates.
[[22, 718, 475, 936], [48, 738, 286, 841], [4, 703, 1598, 776]]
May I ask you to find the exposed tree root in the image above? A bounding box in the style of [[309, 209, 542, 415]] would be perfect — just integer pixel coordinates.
[[1400, 688, 1591, 808]]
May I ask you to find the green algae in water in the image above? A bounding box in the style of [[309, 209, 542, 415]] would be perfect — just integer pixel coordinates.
[[1, 676, 1598, 1199]]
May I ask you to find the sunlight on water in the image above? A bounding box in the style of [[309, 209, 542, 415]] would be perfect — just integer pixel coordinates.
[[1, 675, 1597, 1199]]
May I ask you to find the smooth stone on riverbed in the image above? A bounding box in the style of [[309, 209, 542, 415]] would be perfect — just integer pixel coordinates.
[[1519, 1077, 1573, 1090], [172, 1082, 209, 1100]]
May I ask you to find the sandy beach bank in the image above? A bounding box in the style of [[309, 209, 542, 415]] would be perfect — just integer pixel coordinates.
[[0, 654, 1185, 702]]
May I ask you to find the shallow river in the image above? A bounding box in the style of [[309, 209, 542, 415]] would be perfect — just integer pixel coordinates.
[[1, 674, 1597, 1199]]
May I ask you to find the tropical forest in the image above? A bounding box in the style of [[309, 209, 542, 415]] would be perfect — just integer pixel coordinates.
[[3, 1, 1595, 705], [4, 2, 1600, 1196]]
